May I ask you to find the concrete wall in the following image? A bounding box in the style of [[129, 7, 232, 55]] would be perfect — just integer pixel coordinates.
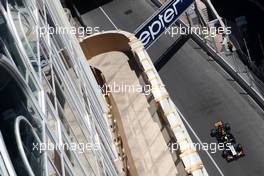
[[80, 33, 131, 59]]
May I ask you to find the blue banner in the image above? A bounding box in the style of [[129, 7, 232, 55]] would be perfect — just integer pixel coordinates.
[[135, 0, 194, 48]]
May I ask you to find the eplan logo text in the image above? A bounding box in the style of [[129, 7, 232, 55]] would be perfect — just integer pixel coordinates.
[[135, 0, 194, 48]]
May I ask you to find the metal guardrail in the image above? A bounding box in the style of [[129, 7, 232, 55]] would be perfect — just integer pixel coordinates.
[[176, 19, 264, 110], [229, 34, 264, 97]]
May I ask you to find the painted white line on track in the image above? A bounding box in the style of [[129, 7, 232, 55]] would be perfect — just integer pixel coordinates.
[[99, 7, 118, 30], [176, 109, 225, 176]]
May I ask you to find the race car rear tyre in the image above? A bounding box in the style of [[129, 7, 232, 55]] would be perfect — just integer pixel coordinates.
[[234, 144, 243, 151], [222, 150, 229, 158]]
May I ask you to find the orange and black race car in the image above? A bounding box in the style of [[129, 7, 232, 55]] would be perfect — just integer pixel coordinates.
[[210, 121, 245, 162]]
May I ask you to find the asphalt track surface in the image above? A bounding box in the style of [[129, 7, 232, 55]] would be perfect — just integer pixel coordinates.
[[82, 0, 264, 175]]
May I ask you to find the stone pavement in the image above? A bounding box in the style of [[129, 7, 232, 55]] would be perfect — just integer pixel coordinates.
[[88, 51, 187, 176]]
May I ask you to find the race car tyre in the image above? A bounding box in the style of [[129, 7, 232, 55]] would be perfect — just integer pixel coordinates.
[[210, 129, 218, 137], [227, 133, 236, 143], [234, 144, 243, 151], [224, 123, 231, 131], [222, 150, 229, 158]]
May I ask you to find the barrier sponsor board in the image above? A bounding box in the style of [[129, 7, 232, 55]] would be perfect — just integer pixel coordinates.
[[135, 0, 194, 48]]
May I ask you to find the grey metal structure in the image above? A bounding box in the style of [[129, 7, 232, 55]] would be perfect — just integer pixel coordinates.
[[0, 0, 118, 175]]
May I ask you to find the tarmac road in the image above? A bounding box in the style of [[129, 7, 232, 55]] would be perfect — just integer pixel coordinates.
[[81, 0, 264, 175]]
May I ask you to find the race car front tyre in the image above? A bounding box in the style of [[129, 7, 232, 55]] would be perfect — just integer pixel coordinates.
[[224, 123, 231, 131], [210, 129, 218, 137], [222, 150, 229, 158]]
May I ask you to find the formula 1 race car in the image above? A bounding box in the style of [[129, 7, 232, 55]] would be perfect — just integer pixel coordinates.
[[210, 121, 245, 162]]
